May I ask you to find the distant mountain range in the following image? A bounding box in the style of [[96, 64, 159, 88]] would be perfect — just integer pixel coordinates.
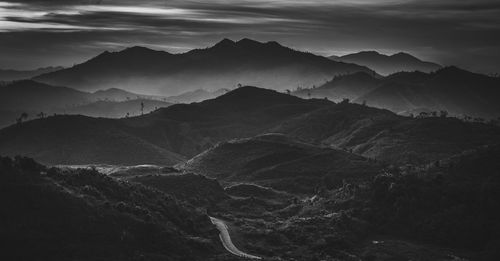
[[0, 66, 64, 82], [165, 88, 229, 103], [330, 51, 441, 75], [0, 80, 172, 127], [34, 38, 375, 95], [293, 67, 500, 119], [1, 86, 498, 166]]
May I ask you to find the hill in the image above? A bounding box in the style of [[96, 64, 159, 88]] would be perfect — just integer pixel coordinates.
[[34, 38, 375, 95], [295, 67, 500, 119], [356, 67, 500, 118], [0, 66, 63, 82], [0, 115, 186, 165], [272, 101, 500, 164], [1, 86, 498, 166], [66, 99, 172, 118], [0, 80, 91, 111], [165, 88, 229, 103], [128, 173, 229, 207], [293, 71, 380, 102], [182, 133, 382, 193], [330, 51, 441, 75], [0, 80, 172, 128], [91, 88, 167, 102], [0, 156, 221, 260]]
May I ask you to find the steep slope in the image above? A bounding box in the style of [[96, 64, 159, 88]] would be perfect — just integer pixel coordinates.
[[331, 51, 441, 75], [182, 133, 382, 193], [34, 38, 375, 94], [0, 156, 221, 261]]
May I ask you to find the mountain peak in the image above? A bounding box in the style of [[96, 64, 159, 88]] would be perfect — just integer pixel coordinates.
[[211, 86, 303, 105], [213, 38, 236, 48], [120, 46, 162, 55], [237, 38, 260, 45]]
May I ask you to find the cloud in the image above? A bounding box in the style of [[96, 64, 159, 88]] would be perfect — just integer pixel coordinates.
[[0, 0, 499, 73]]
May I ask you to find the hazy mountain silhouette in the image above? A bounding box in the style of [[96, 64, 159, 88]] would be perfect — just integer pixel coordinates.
[[165, 88, 229, 103], [293, 71, 381, 102], [34, 38, 375, 95], [295, 67, 500, 119], [0, 66, 63, 82], [0, 80, 171, 127], [330, 51, 441, 75], [357, 67, 500, 118], [66, 99, 172, 118], [0, 80, 91, 111], [0, 86, 498, 166]]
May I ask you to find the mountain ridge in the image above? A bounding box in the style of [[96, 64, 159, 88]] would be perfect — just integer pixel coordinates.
[[34, 38, 376, 95], [330, 50, 441, 75]]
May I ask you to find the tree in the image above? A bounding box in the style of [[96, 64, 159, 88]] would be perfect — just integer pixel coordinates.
[[285, 89, 291, 95], [418, 112, 428, 118], [439, 110, 448, 118], [17, 112, 28, 124], [140, 102, 145, 115]]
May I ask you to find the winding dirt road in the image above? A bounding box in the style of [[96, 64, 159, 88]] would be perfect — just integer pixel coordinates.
[[210, 216, 261, 259]]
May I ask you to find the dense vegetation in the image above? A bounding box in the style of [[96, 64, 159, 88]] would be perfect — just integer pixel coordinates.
[[0, 156, 222, 261]]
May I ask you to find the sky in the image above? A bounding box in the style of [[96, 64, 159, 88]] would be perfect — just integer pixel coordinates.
[[0, 0, 499, 74]]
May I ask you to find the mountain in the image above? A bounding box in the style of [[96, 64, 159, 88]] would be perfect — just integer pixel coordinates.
[[294, 67, 500, 119], [182, 133, 382, 193], [0, 66, 63, 82], [0, 156, 221, 261], [34, 38, 375, 95], [0, 115, 186, 165], [330, 51, 441, 75], [0, 80, 91, 111], [272, 101, 500, 164], [0, 86, 498, 166], [293, 71, 380, 102], [0, 80, 172, 128], [92, 88, 167, 102], [66, 99, 172, 118], [356, 67, 500, 118], [165, 88, 229, 103]]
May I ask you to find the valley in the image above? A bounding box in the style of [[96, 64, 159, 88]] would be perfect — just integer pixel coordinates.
[[1, 36, 499, 261]]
